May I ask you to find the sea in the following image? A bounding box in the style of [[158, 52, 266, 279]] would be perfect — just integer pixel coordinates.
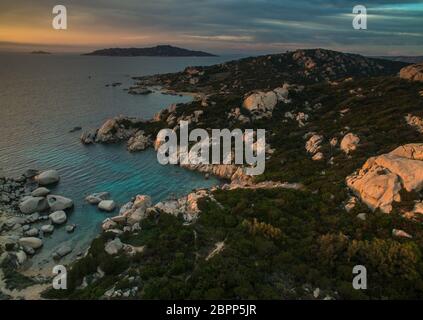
[[0, 53, 235, 271]]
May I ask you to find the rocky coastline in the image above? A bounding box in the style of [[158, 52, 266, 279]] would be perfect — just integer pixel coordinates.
[[3, 49, 423, 299]]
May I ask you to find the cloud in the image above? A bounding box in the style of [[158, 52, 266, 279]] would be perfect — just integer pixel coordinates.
[[0, 0, 422, 55]]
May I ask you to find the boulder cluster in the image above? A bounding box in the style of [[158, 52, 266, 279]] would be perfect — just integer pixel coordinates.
[[0, 169, 78, 272], [86, 192, 116, 212], [102, 190, 211, 234], [305, 132, 360, 162], [0, 174, 30, 212], [153, 103, 204, 128], [80, 116, 146, 147]]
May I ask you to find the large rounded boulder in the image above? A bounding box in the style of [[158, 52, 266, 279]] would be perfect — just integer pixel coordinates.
[[49, 210, 67, 225], [98, 200, 116, 212], [35, 170, 60, 186], [47, 195, 73, 211], [19, 237, 43, 250], [19, 196, 49, 214]]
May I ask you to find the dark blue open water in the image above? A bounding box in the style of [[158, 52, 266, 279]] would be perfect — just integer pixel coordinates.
[[0, 53, 232, 270]]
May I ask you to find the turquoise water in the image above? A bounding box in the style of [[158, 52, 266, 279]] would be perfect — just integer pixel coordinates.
[[0, 53, 232, 270]]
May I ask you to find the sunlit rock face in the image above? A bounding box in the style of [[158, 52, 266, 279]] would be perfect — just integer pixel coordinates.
[[340, 133, 360, 155], [400, 63, 423, 82], [347, 144, 423, 213]]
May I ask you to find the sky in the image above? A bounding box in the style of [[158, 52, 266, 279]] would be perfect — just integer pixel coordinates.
[[0, 0, 422, 55]]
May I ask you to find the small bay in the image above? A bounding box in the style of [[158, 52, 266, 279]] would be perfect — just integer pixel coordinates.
[[0, 53, 232, 270]]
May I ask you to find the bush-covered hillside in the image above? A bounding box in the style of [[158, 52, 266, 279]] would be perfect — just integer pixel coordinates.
[[43, 50, 423, 300]]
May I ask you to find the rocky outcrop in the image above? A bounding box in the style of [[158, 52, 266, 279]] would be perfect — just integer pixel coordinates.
[[81, 117, 143, 145], [242, 91, 277, 119], [346, 144, 423, 213], [405, 114, 423, 134], [102, 195, 151, 230], [305, 134, 324, 159], [96, 119, 134, 143], [242, 84, 302, 120], [155, 190, 209, 222], [80, 130, 97, 145], [102, 219, 118, 231], [181, 163, 238, 180], [400, 63, 423, 82], [105, 238, 123, 255], [102, 190, 210, 232], [127, 131, 152, 152], [133, 195, 152, 211], [340, 133, 360, 154]]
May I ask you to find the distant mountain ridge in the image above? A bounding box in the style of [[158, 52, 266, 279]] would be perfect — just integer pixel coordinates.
[[375, 56, 423, 64], [30, 50, 51, 54], [84, 45, 217, 57]]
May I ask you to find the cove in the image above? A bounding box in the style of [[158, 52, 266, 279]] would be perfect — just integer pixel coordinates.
[[0, 53, 229, 271]]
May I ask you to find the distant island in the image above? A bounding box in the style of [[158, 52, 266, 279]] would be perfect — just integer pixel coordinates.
[[30, 50, 51, 55], [83, 45, 217, 57], [375, 56, 423, 64]]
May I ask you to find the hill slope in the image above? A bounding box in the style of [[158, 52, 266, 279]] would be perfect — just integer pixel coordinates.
[[42, 49, 423, 300]]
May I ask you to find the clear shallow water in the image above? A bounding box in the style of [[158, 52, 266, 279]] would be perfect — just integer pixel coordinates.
[[0, 53, 233, 270]]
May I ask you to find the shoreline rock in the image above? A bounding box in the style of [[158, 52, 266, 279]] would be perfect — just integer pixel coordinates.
[[86, 192, 110, 205], [19, 197, 49, 214], [47, 195, 73, 211], [35, 170, 60, 186], [49, 211, 67, 225], [98, 200, 116, 212]]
